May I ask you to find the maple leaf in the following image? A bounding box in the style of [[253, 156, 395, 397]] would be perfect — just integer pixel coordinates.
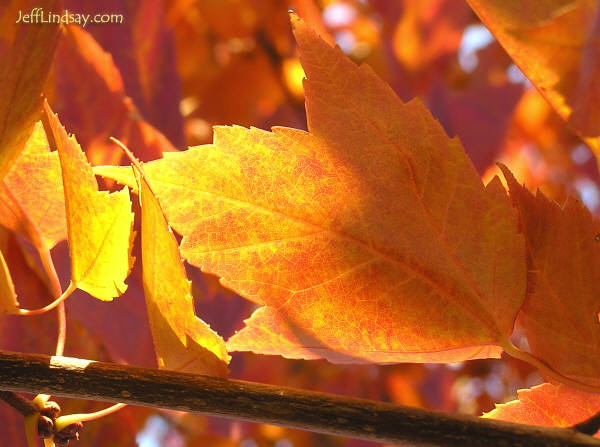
[[466, 0, 600, 156], [129, 149, 229, 375], [64, 0, 185, 147], [294, 0, 336, 46], [52, 25, 177, 166], [97, 15, 526, 364], [484, 382, 600, 434], [0, 121, 66, 250], [500, 165, 600, 388], [0, 0, 61, 178], [44, 102, 135, 301]]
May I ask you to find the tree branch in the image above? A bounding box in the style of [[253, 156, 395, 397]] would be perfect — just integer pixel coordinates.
[[0, 350, 598, 447], [0, 390, 36, 415], [573, 413, 600, 436]]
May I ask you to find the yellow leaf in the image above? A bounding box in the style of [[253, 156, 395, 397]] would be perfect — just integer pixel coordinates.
[[135, 158, 229, 375], [24, 394, 51, 447], [0, 121, 66, 250], [93, 165, 137, 193], [24, 413, 39, 447], [44, 102, 135, 301], [0, 0, 61, 179]]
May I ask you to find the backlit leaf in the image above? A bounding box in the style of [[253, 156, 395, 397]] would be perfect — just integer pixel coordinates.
[[294, 0, 335, 47], [135, 158, 230, 375], [466, 0, 600, 155], [62, 0, 185, 147], [52, 25, 177, 166], [501, 165, 600, 388], [484, 382, 600, 434], [44, 102, 135, 301], [0, 0, 61, 178], [98, 16, 527, 364], [0, 121, 66, 250], [23, 413, 38, 447]]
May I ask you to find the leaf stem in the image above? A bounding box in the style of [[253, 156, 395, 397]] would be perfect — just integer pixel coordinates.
[[58, 403, 126, 426], [573, 412, 600, 436], [0, 390, 36, 415], [55, 303, 66, 357], [37, 247, 67, 356], [501, 338, 600, 393], [18, 282, 77, 317]]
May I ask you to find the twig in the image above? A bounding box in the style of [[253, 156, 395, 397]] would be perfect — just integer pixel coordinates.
[[65, 402, 127, 423], [38, 246, 67, 357], [0, 390, 36, 416], [18, 282, 77, 316], [573, 413, 600, 436], [0, 350, 598, 447]]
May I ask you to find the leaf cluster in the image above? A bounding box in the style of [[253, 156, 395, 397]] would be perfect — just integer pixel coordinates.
[[2, 0, 600, 445]]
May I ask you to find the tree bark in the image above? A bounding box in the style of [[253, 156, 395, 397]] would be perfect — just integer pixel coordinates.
[[0, 350, 598, 447]]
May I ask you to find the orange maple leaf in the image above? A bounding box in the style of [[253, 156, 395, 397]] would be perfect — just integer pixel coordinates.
[[501, 165, 600, 388], [484, 382, 600, 434], [52, 25, 177, 166], [467, 0, 600, 157], [97, 15, 527, 364]]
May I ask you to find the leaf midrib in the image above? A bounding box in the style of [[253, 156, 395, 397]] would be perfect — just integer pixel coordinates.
[[308, 46, 508, 335], [151, 176, 499, 339]]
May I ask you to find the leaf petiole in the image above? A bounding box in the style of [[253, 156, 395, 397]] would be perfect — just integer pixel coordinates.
[[37, 246, 66, 356], [18, 282, 77, 316], [56, 403, 127, 427], [501, 338, 600, 394]]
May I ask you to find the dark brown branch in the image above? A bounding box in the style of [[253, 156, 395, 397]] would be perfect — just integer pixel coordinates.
[[573, 413, 600, 436], [0, 390, 36, 415], [0, 350, 598, 447]]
